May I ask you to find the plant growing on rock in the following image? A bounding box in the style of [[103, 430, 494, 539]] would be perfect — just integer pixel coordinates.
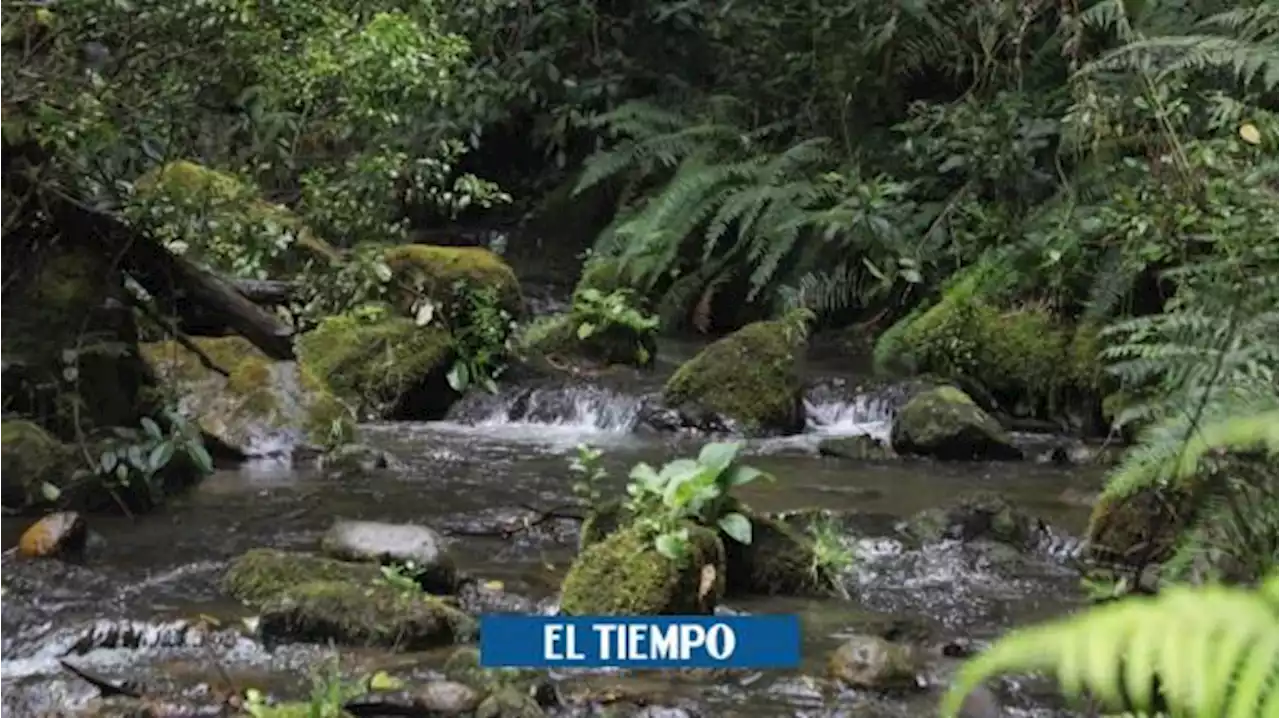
[[571, 288, 661, 365], [441, 282, 514, 395], [807, 515, 854, 594], [624, 441, 769, 561]]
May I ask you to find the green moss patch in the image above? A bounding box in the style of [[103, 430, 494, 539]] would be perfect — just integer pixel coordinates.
[[259, 580, 475, 651], [296, 312, 455, 420], [874, 289, 1105, 422], [662, 318, 806, 435], [559, 525, 726, 616], [384, 244, 522, 318], [223, 548, 382, 605], [516, 312, 656, 369], [135, 161, 339, 275]]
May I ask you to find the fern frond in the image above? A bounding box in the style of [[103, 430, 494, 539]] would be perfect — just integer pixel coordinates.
[[939, 574, 1280, 718]]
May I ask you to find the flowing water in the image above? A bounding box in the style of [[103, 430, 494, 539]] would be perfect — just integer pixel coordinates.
[[0, 342, 1108, 717]]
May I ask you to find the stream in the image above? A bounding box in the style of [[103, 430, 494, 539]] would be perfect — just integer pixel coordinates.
[[0, 342, 1107, 718]]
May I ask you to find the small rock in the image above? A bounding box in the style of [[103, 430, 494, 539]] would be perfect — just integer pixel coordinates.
[[957, 684, 1003, 718], [321, 519, 458, 593], [828, 635, 922, 691], [18, 511, 88, 559], [345, 680, 481, 717], [318, 443, 402, 473]]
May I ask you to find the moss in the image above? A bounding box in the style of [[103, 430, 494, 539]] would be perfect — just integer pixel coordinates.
[[259, 579, 476, 651], [384, 244, 522, 318], [0, 420, 73, 509], [876, 289, 1103, 421], [889, 386, 1022, 461], [223, 548, 380, 605], [662, 319, 806, 435], [559, 525, 726, 616], [517, 312, 656, 369], [724, 515, 829, 596], [140, 337, 356, 449], [296, 312, 456, 420], [135, 161, 339, 274]]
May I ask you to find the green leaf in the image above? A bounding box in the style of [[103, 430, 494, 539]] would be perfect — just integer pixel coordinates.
[[40, 481, 61, 502], [724, 465, 766, 487], [368, 671, 403, 691], [140, 417, 163, 440], [148, 442, 175, 473], [654, 532, 688, 561], [447, 362, 470, 392], [697, 441, 742, 474], [717, 512, 753, 545], [576, 321, 596, 340], [190, 443, 214, 474]]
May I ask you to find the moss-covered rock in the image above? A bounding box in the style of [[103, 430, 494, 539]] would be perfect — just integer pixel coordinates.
[[259, 579, 475, 651], [296, 312, 456, 420], [559, 525, 726, 616], [874, 289, 1104, 425], [904, 491, 1045, 549], [223, 548, 474, 650], [828, 635, 922, 691], [662, 318, 807, 436], [140, 337, 357, 454], [384, 244, 522, 319], [724, 515, 830, 596], [890, 386, 1022, 461], [1, 420, 74, 509], [516, 312, 656, 369], [223, 548, 381, 605], [134, 161, 339, 276], [1086, 486, 1193, 567]]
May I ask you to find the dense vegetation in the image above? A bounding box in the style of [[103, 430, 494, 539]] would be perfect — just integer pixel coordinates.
[[2, 0, 1277, 713]]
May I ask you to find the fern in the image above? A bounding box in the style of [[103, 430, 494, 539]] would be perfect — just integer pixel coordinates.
[[940, 571, 1280, 717]]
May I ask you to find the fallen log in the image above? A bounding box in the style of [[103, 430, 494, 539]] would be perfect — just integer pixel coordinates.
[[231, 278, 296, 306], [4, 139, 296, 361]]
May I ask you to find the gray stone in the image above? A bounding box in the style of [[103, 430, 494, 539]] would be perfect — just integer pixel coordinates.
[[320, 519, 457, 593]]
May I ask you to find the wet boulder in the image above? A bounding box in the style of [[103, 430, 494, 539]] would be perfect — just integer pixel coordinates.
[[724, 514, 832, 597], [818, 435, 895, 460], [1, 419, 74, 510], [559, 525, 726, 616], [384, 244, 523, 320], [1086, 485, 1192, 568], [904, 491, 1046, 550], [456, 578, 539, 615], [661, 314, 809, 436], [828, 635, 922, 691], [17, 511, 88, 559], [320, 519, 459, 594], [140, 336, 357, 457], [315, 442, 403, 474], [297, 311, 457, 421], [889, 386, 1022, 461], [259, 580, 475, 651]]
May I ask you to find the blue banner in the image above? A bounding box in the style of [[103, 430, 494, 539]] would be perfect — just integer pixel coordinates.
[[478, 614, 801, 669]]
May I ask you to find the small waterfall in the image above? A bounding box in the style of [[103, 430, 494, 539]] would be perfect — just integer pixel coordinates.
[[448, 384, 644, 433], [802, 381, 899, 441]]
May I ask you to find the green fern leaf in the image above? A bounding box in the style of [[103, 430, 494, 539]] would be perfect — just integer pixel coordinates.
[[940, 574, 1280, 718]]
